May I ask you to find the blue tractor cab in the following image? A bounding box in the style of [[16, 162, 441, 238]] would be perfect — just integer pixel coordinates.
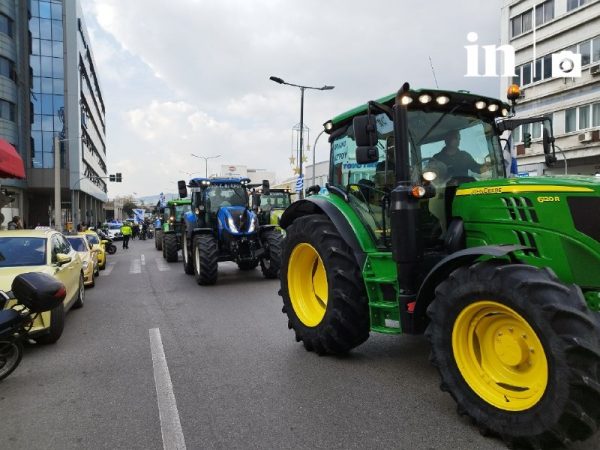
[[178, 177, 282, 285]]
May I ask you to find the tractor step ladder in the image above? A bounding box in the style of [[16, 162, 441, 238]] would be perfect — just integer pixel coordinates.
[[363, 253, 402, 334]]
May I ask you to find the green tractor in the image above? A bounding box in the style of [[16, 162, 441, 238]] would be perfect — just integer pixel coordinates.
[[155, 199, 191, 262], [278, 83, 600, 448], [250, 181, 293, 227]]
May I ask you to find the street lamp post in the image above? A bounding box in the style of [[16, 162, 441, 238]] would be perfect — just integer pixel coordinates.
[[190, 154, 221, 178], [312, 129, 326, 187], [269, 76, 334, 199]]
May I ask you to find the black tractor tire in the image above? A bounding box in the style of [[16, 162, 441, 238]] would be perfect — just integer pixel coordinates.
[[164, 234, 178, 262], [237, 260, 259, 270], [34, 302, 65, 345], [426, 261, 600, 449], [193, 235, 218, 285], [181, 233, 194, 275], [0, 339, 23, 381], [260, 230, 283, 279], [280, 214, 369, 355], [72, 274, 85, 309], [156, 231, 163, 251]]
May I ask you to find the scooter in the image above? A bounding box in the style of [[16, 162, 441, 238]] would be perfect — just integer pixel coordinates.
[[97, 230, 117, 255], [0, 273, 66, 381]]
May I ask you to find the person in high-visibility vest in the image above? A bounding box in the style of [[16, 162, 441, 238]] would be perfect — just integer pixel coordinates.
[[121, 222, 132, 249]]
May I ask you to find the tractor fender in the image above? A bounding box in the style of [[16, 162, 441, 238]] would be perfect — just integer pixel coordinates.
[[280, 198, 366, 267], [411, 244, 528, 333]]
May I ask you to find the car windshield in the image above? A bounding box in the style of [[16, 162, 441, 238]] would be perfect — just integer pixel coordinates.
[[86, 234, 100, 245], [205, 185, 247, 209], [67, 237, 88, 252], [108, 224, 121, 230], [0, 237, 47, 267]]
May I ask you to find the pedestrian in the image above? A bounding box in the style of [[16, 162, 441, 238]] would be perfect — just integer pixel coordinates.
[[7, 216, 22, 230], [121, 222, 132, 249]]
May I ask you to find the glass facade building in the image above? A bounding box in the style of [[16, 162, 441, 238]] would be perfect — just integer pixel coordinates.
[[29, 0, 65, 169]]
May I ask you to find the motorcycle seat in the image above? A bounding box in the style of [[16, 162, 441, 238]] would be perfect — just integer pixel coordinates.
[[0, 309, 22, 335]]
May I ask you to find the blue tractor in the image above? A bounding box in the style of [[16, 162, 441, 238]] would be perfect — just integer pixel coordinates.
[[177, 177, 283, 285]]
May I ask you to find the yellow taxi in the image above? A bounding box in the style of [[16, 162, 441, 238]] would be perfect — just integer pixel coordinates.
[[83, 229, 107, 270], [66, 234, 99, 287], [0, 229, 84, 344]]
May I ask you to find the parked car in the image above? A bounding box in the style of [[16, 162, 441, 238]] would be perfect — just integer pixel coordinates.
[[66, 234, 99, 287], [83, 230, 107, 270], [0, 229, 84, 344], [105, 222, 123, 241]]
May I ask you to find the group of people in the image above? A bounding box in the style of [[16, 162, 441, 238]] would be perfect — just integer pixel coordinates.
[[119, 220, 151, 249]]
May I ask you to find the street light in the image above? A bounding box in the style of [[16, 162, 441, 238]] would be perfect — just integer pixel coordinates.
[[190, 154, 221, 178], [179, 170, 205, 178], [269, 76, 334, 199], [311, 129, 327, 187]]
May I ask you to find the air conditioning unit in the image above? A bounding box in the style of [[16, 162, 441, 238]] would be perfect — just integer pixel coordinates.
[[591, 64, 600, 76], [579, 131, 593, 143]]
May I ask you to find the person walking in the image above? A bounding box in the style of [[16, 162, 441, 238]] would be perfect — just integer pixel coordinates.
[[121, 222, 132, 249]]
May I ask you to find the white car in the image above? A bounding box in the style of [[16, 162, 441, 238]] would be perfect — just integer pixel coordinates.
[[105, 223, 123, 241]]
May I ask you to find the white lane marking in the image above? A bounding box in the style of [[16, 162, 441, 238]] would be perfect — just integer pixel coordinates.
[[141, 254, 146, 265], [149, 328, 187, 450], [103, 262, 116, 276], [156, 258, 171, 272], [130, 259, 141, 274]]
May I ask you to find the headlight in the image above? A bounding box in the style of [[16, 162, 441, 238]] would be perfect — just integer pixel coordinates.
[[227, 216, 238, 233], [248, 216, 258, 233]]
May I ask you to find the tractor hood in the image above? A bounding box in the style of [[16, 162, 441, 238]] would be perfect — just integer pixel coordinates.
[[217, 206, 258, 235], [455, 175, 600, 197]]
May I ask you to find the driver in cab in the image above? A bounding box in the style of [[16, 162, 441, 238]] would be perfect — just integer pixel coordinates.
[[432, 130, 489, 178]]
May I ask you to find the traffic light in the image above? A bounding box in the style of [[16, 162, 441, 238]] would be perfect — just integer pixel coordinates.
[[523, 132, 532, 148], [116, 173, 122, 182], [109, 174, 116, 182]]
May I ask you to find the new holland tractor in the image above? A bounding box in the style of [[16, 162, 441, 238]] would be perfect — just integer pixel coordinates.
[[278, 83, 600, 448], [177, 177, 282, 285], [250, 181, 293, 226], [158, 199, 191, 262]]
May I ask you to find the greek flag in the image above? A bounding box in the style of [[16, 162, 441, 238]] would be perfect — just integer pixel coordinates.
[[295, 175, 304, 192], [133, 209, 145, 224], [159, 192, 167, 208]]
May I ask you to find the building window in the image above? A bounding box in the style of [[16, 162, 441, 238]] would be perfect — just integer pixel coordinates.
[[593, 104, 600, 128], [534, 0, 554, 26], [579, 40, 591, 66], [0, 13, 13, 38], [0, 56, 15, 81], [532, 122, 542, 140], [522, 63, 532, 85], [511, 9, 534, 38], [565, 108, 577, 133], [567, 0, 587, 12], [593, 37, 600, 63], [543, 54, 552, 79], [579, 105, 590, 130], [533, 58, 543, 82], [0, 99, 15, 122]]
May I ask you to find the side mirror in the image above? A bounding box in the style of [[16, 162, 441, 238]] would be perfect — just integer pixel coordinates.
[[261, 179, 270, 196], [356, 146, 379, 164], [353, 115, 378, 147], [56, 253, 72, 266], [177, 180, 188, 198]]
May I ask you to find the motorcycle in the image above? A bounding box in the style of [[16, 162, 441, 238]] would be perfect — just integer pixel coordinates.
[[97, 230, 117, 255], [0, 273, 66, 381]]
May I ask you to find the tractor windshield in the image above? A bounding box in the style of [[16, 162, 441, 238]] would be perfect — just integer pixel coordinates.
[[174, 204, 191, 221], [205, 184, 247, 210], [330, 110, 505, 247], [260, 192, 291, 210]]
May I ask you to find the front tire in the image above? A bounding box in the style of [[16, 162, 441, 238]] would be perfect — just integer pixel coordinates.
[[0, 339, 23, 381], [193, 235, 218, 285], [260, 230, 282, 279], [280, 214, 369, 355], [426, 261, 600, 448], [182, 233, 194, 275], [164, 234, 178, 262]]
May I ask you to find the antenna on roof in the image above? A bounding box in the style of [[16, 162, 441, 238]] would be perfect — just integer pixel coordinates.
[[429, 56, 439, 89]]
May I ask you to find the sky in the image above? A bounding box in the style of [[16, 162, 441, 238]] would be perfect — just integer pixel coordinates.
[[79, 0, 504, 198]]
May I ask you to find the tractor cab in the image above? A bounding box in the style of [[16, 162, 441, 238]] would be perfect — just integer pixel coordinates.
[[250, 182, 292, 226], [161, 199, 191, 232]]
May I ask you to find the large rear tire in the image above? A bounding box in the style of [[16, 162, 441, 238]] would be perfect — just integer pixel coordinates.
[[280, 214, 369, 355], [426, 261, 600, 448], [193, 235, 218, 285], [181, 233, 194, 275], [0, 339, 23, 381], [260, 230, 282, 279], [34, 302, 65, 345], [155, 231, 163, 251]]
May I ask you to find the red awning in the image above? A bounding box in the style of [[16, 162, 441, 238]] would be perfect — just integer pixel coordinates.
[[0, 139, 25, 179]]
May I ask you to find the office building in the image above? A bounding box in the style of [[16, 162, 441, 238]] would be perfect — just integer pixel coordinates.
[[500, 0, 600, 176]]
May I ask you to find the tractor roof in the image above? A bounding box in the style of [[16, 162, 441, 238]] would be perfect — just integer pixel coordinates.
[[188, 177, 251, 187], [167, 198, 191, 206], [326, 88, 510, 132]]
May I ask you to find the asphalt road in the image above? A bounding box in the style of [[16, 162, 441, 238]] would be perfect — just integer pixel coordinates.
[[1, 239, 598, 450]]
